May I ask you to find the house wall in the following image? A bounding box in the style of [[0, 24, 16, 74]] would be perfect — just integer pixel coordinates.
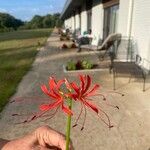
[[64, 18, 72, 29], [63, 0, 150, 68], [117, 0, 131, 36], [91, 2, 104, 45], [71, 15, 75, 31], [64, 19, 68, 28], [75, 13, 80, 32], [131, 0, 150, 65], [118, 0, 150, 68], [81, 5, 88, 34]]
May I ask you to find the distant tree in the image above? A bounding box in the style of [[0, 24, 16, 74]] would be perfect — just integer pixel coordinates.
[[0, 13, 23, 32], [43, 14, 52, 28], [0, 12, 63, 32], [53, 13, 63, 27], [30, 15, 43, 28], [24, 13, 62, 29], [55, 19, 63, 27]]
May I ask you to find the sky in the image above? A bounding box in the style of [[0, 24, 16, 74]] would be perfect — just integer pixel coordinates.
[[0, 0, 66, 21]]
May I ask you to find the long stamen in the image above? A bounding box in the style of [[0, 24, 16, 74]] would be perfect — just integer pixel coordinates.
[[73, 102, 83, 128], [107, 91, 124, 96], [104, 102, 119, 109], [93, 92, 120, 109], [81, 104, 87, 131], [42, 107, 60, 121], [85, 97, 119, 110], [15, 107, 53, 124], [97, 108, 113, 128], [10, 97, 50, 103], [98, 93, 107, 100]]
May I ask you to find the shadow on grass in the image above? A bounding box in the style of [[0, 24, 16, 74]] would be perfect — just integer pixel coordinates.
[[0, 46, 36, 55], [0, 29, 52, 112], [0, 29, 51, 42], [0, 48, 38, 112]]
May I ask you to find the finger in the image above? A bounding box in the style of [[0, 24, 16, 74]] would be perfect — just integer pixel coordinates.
[[35, 126, 66, 150], [46, 146, 62, 150], [34, 145, 54, 150]]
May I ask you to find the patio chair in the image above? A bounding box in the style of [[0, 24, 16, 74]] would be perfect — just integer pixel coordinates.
[[112, 44, 150, 92], [79, 33, 122, 53]]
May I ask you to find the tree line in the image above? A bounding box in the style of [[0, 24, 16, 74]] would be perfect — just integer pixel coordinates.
[[0, 12, 62, 32]]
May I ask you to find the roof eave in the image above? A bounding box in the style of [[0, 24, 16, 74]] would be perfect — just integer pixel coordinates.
[[60, 0, 73, 20]]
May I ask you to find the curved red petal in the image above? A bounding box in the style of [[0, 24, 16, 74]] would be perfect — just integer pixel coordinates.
[[40, 100, 61, 111], [52, 90, 62, 99], [82, 99, 99, 114], [41, 85, 49, 94], [82, 75, 91, 94], [57, 79, 65, 89], [49, 77, 57, 90], [41, 85, 57, 99], [71, 82, 80, 93], [79, 75, 86, 93], [65, 79, 72, 91], [84, 84, 100, 97], [40, 104, 51, 111], [62, 104, 73, 116]]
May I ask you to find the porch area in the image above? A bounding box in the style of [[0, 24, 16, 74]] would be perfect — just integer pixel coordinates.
[[0, 31, 150, 150]]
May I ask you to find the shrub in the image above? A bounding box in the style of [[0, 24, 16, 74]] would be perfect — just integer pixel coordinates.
[[66, 60, 93, 71], [81, 60, 93, 69], [66, 61, 76, 71]]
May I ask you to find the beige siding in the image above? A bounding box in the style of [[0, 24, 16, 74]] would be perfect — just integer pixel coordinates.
[[131, 0, 150, 65], [63, 0, 150, 69], [118, 0, 131, 36], [117, 0, 150, 68], [92, 4, 104, 45], [75, 14, 80, 30], [81, 10, 88, 34], [71, 16, 75, 31], [80, 4, 87, 34], [64, 18, 72, 29]]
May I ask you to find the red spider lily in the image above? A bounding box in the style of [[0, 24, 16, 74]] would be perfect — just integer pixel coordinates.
[[40, 77, 73, 116], [69, 75, 115, 129], [12, 77, 73, 124], [11, 75, 122, 129]]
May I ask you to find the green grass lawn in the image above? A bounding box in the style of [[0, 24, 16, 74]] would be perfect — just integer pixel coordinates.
[[0, 28, 52, 112]]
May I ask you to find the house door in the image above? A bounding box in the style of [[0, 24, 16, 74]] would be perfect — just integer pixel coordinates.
[[103, 4, 119, 39]]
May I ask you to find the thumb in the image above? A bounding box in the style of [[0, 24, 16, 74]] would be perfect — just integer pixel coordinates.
[[34, 126, 66, 150], [34, 145, 52, 150]]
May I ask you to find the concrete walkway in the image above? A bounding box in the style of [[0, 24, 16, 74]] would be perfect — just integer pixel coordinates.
[[0, 31, 150, 150]]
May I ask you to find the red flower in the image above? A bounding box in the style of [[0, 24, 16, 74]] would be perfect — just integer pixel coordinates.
[[61, 44, 68, 49], [11, 75, 121, 128], [12, 77, 73, 124], [71, 75, 99, 112], [69, 75, 113, 129], [40, 77, 73, 116]]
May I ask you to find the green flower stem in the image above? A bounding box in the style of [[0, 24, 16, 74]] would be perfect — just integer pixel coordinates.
[[66, 98, 73, 150]]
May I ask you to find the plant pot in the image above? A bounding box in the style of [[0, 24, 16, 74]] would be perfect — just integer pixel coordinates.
[[63, 64, 108, 74]]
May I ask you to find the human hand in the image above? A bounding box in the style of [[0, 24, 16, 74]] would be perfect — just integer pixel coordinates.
[[2, 126, 73, 150]]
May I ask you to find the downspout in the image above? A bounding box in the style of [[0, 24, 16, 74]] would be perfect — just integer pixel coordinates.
[[127, 0, 134, 60]]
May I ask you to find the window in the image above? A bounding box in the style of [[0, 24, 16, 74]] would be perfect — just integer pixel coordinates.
[[103, 2, 119, 39]]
